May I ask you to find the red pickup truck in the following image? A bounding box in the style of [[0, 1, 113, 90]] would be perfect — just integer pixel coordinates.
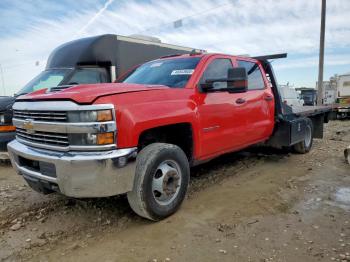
[[8, 52, 330, 220]]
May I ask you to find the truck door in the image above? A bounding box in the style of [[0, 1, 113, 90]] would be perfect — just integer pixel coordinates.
[[195, 57, 252, 159], [236, 59, 275, 142]]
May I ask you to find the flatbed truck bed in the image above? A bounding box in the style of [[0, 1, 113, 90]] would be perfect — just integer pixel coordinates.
[[291, 105, 333, 117], [254, 54, 332, 148]]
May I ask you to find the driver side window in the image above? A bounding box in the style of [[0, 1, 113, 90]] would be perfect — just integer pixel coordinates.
[[200, 58, 233, 90]]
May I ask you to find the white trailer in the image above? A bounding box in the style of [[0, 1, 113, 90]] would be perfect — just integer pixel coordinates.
[[337, 73, 350, 97], [335, 73, 350, 118], [322, 81, 337, 105]]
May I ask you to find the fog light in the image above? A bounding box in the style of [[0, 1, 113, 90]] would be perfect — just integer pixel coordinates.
[[97, 132, 114, 145]]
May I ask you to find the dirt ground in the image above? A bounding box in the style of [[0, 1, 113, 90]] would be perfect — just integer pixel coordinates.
[[1, 120, 350, 262]]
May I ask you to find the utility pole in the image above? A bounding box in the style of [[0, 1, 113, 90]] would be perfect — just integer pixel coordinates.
[[317, 0, 326, 105], [0, 64, 5, 96]]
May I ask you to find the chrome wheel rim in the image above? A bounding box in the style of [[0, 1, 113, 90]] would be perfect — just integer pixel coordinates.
[[152, 160, 182, 205]]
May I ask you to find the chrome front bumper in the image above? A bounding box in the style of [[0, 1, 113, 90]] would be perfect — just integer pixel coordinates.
[[8, 140, 137, 198]]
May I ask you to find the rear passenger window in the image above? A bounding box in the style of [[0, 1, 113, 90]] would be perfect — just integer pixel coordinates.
[[237, 60, 265, 90]]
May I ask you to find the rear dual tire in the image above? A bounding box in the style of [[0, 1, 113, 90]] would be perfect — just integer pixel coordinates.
[[127, 143, 190, 221], [293, 118, 313, 154]]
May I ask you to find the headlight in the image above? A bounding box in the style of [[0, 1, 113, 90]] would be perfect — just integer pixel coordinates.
[[0, 112, 16, 132], [69, 132, 114, 145], [67, 110, 113, 122]]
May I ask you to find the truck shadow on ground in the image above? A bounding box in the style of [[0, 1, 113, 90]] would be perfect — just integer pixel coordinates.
[[58, 146, 290, 221]]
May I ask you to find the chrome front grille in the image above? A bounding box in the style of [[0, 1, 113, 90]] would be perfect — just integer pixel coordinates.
[[12, 101, 117, 151], [13, 110, 67, 122], [16, 128, 69, 148]]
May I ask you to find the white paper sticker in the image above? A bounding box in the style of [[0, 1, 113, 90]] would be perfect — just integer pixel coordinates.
[[150, 62, 163, 67], [171, 69, 194, 75]]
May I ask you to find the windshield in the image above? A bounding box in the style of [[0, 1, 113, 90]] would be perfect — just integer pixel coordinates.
[[123, 57, 201, 88], [17, 69, 71, 95], [67, 68, 108, 85], [16, 67, 108, 96], [303, 95, 312, 101]]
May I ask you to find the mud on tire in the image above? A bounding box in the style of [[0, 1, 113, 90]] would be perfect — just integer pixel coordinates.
[[127, 143, 190, 221]]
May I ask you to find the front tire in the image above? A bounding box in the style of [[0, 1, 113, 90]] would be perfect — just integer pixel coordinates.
[[293, 118, 313, 154], [127, 143, 190, 221]]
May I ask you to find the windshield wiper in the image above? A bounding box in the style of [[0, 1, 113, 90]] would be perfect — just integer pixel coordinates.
[[48, 84, 77, 92], [14, 92, 28, 97]]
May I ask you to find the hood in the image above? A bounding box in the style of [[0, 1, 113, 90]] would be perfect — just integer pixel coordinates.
[[16, 83, 168, 104], [0, 96, 16, 111]]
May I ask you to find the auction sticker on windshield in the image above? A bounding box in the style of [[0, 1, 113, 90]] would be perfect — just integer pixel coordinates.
[[171, 69, 194, 75]]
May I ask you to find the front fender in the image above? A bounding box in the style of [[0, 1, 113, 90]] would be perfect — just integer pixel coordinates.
[[93, 89, 200, 151], [117, 99, 198, 147]]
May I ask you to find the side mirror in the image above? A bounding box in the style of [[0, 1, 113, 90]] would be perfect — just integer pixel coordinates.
[[201, 67, 248, 93]]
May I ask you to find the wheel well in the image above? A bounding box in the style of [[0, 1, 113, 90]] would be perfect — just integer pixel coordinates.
[[138, 123, 193, 161]]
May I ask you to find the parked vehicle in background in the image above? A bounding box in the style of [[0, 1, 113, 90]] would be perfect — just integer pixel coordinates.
[[278, 85, 304, 106], [8, 53, 331, 220], [335, 73, 350, 118], [297, 88, 317, 106], [0, 34, 200, 158], [0, 96, 15, 159], [323, 87, 337, 105]]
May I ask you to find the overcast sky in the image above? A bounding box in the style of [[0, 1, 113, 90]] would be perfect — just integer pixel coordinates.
[[0, 0, 349, 95]]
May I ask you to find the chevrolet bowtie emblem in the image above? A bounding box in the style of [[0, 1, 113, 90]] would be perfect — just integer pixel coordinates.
[[23, 119, 34, 133]]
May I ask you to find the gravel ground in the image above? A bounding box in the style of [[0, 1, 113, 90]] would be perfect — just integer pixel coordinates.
[[0, 120, 350, 262]]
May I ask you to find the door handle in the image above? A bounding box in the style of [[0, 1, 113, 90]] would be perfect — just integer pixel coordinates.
[[264, 95, 274, 101], [236, 98, 246, 104]]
